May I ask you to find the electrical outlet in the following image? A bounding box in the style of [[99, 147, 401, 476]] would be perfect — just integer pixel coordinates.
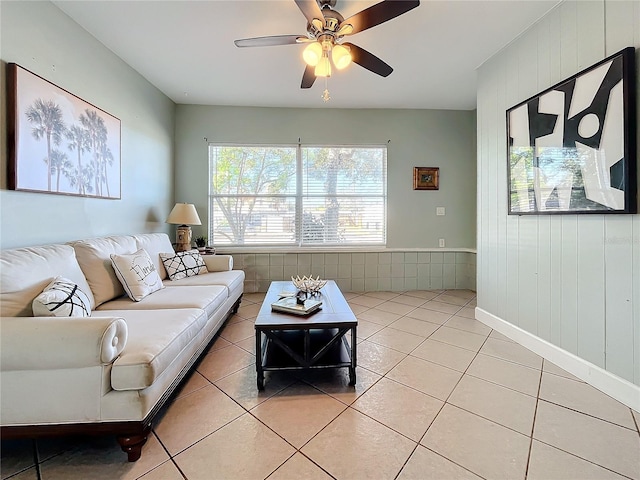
[[439, 238, 445, 247], [436, 207, 445, 216]]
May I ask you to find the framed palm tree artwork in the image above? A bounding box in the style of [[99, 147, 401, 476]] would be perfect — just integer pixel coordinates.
[[7, 63, 121, 199]]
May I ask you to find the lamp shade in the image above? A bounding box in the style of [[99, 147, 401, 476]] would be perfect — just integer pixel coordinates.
[[303, 42, 322, 67], [332, 44, 351, 70], [166, 203, 201, 226], [314, 54, 332, 77]]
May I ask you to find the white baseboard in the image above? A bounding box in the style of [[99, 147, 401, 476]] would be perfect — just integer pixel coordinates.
[[475, 307, 640, 412]]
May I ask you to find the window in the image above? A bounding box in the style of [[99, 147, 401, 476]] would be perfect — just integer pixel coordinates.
[[209, 144, 386, 247]]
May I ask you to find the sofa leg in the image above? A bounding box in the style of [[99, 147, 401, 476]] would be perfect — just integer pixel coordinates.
[[232, 295, 242, 314], [117, 425, 151, 462]]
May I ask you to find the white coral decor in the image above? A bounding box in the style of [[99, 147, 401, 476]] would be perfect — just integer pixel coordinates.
[[291, 275, 327, 294]]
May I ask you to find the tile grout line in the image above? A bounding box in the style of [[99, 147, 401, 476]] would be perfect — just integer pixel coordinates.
[[158, 445, 182, 478], [536, 397, 640, 432], [524, 362, 637, 480], [33, 439, 42, 480], [167, 293, 463, 478], [243, 383, 349, 477], [401, 326, 492, 480], [527, 437, 638, 480], [18, 291, 637, 479], [523, 358, 544, 479], [218, 297, 411, 475], [279, 325, 436, 479], [191, 305, 634, 480], [165, 378, 308, 478], [3, 291, 476, 480], [188, 291, 462, 479], [630, 407, 640, 436], [154, 361, 254, 464]]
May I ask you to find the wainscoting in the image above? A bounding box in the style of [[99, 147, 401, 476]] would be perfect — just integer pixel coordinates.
[[224, 250, 476, 293]]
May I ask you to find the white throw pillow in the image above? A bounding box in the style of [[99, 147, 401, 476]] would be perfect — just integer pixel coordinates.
[[160, 250, 208, 281], [32, 276, 92, 317], [110, 249, 164, 301]]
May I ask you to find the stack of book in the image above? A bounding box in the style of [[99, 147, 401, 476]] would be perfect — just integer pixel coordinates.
[[271, 296, 322, 315]]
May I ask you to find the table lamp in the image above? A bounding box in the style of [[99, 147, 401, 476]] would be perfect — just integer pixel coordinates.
[[166, 203, 201, 252]]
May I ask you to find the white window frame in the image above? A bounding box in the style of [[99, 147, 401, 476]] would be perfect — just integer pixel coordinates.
[[208, 143, 387, 248]]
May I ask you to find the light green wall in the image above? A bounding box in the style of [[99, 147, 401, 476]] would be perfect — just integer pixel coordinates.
[[0, 1, 175, 249], [175, 105, 477, 249], [0, 2, 476, 256], [477, 0, 640, 385]]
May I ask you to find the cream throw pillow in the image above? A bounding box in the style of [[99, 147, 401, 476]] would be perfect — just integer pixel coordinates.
[[160, 250, 208, 281], [32, 276, 92, 317], [110, 249, 164, 301]]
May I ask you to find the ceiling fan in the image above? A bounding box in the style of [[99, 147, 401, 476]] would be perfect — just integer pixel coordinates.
[[234, 0, 420, 90]]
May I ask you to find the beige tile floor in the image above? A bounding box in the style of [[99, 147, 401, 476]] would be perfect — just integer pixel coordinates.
[[2, 290, 639, 480]]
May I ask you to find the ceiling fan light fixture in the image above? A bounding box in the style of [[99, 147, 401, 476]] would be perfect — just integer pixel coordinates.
[[311, 18, 324, 33], [332, 44, 351, 69], [336, 23, 354, 36], [233, 0, 421, 98], [314, 54, 331, 77], [303, 41, 322, 66]]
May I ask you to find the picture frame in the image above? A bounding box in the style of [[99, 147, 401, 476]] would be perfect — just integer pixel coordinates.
[[506, 47, 636, 215], [413, 167, 439, 190], [7, 63, 121, 199]]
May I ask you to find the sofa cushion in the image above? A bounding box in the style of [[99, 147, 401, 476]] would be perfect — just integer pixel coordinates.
[[0, 244, 95, 317], [96, 285, 228, 318], [133, 233, 174, 280], [71, 235, 138, 306], [165, 270, 245, 295], [202, 254, 233, 272], [92, 308, 207, 390], [32, 276, 92, 317], [110, 249, 164, 301], [160, 250, 207, 281]]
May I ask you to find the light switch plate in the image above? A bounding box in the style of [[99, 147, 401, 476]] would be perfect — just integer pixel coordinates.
[[436, 207, 445, 216], [439, 238, 445, 247]]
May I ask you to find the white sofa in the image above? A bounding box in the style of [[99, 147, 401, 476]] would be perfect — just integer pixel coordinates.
[[0, 233, 244, 461]]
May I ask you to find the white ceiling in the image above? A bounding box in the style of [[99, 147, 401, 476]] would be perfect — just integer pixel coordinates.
[[54, 0, 560, 110]]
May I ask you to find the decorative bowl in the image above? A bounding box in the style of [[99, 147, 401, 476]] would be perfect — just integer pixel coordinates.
[[291, 275, 327, 295]]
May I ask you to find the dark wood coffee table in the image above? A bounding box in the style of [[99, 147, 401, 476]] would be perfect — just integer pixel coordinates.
[[254, 280, 357, 390]]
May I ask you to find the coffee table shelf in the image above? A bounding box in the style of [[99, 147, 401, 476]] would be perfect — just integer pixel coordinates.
[[254, 281, 357, 390], [260, 328, 352, 369]]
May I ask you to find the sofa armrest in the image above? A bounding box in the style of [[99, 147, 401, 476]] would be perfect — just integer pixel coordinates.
[[0, 316, 128, 370], [203, 254, 233, 272]]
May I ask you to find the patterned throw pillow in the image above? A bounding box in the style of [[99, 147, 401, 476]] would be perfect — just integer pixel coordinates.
[[110, 249, 164, 301], [32, 276, 92, 317], [160, 250, 208, 281]]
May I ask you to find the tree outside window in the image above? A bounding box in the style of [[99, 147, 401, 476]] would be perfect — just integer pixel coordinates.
[[209, 144, 386, 247]]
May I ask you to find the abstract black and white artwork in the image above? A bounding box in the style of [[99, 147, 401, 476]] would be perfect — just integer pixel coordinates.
[[507, 47, 636, 214]]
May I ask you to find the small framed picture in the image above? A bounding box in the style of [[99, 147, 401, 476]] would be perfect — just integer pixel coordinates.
[[413, 167, 439, 190]]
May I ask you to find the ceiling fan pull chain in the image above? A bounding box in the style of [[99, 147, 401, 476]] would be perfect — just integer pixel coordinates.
[[322, 76, 330, 102]]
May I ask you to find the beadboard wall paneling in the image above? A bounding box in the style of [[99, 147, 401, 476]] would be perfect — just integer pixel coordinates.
[[477, 0, 640, 385]]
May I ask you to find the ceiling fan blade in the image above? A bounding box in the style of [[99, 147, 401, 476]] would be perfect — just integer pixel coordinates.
[[301, 64, 316, 89], [341, 0, 419, 35], [294, 0, 325, 27], [234, 35, 307, 48], [343, 42, 393, 77]]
